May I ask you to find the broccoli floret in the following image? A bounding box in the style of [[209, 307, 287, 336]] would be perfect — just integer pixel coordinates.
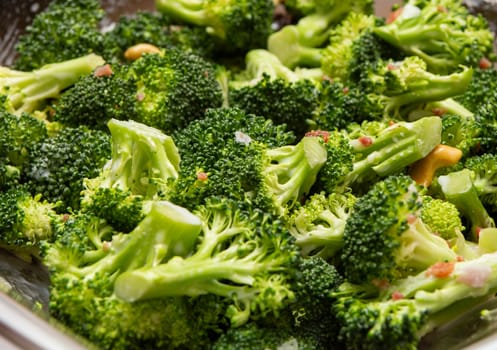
[[436, 169, 495, 241], [372, 56, 474, 119], [267, 0, 374, 68], [54, 64, 138, 129], [114, 198, 298, 326], [1, 54, 105, 115], [463, 154, 497, 215], [341, 175, 458, 284], [125, 49, 223, 134], [335, 252, 497, 349], [22, 125, 111, 212], [171, 107, 323, 213], [228, 50, 320, 137], [373, 0, 495, 74], [0, 186, 57, 248], [44, 201, 216, 350], [84, 118, 180, 198], [101, 11, 217, 62], [311, 116, 442, 194], [421, 196, 465, 240], [154, 0, 274, 54], [13, 0, 105, 71], [287, 191, 356, 259], [439, 113, 481, 157], [0, 106, 48, 169], [320, 12, 378, 81]]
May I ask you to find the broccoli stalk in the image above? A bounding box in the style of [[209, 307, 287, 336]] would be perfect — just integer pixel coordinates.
[[0, 187, 57, 248], [373, 0, 494, 74], [376, 56, 474, 118], [267, 0, 373, 68], [0, 54, 105, 115], [154, 0, 273, 52], [287, 191, 356, 259], [114, 199, 297, 326], [313, 116, 442, 194], [341, 175, 458, 284], [437, 169, 495, 241]]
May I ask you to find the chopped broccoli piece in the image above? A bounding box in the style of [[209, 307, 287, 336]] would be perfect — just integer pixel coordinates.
[[373, 0, 495, 74], [287, 191, 356, 259], [1, 54, 105, 115], [341, 175, 458, 284], [22, 125, 111, 212], [13, 0, 105, 70], [114, 198, 298, 326], [154, 0, 274, 54]]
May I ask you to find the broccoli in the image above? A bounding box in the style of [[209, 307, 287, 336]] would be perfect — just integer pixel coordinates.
[[171, 107, 325, 214], [101, 11, 217, 62], [287, 191, 356, 259], [311, 116, 442, 194], [124, 49, 223, 134], [114, 198, 298, 326], [81, 118, 181, 232], [154, 0, 274, 54], [0, 186, 57, 249], [54, 64, 138, 129], [13, 0, 105, 71], [320, 12, 378, 81], [228, 49, 320, 137], [341, 175, 458, 284], [0, 104, 48, 169], [44, 201, 219, 350], [335, 252, 497, 349], [22, 125, 111, 213], [435, 169, 495, 241], [439, 113, 481, 157], [463, 154, 497, 215], [373, 0, 495, 74], [370, 56, 474, 119], [267, 0, 374, 68], [0, 54, 105, 115]]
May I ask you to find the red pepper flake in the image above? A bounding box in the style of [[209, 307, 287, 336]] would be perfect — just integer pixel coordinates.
[[426, 261, 455, 278], [391, 291, 404, 300], [456, 256, 465, 262], [62, 213, 71, 222], [476, 227, 482, 237], [102, 241, 112, 252], [136, 93, 145, 102], [387, 63, 398, 70], [305, 130, 330, 143], [342, 86, 350, 94], [437, 5, 447, 13], [407, 213, 417, 224], [432, 107, 447, 116], [94, 64, 113, 77], [479, 57, 492, 70], [197, 172, 208, 181], [372, 279, 390, 290], [358, 136, 373, 147], [388, 120, 396, 126], [386, 7, 403, 24]]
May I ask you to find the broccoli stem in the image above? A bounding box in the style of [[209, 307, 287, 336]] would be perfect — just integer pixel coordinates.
[[347, 116, 441, 185], [1, 54, 105, 114], [438, 169, 495, 241], [79, 201, 201, 279], [268, 26, 323, 68]]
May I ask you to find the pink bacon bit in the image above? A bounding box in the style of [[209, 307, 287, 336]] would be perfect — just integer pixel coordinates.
[[94, 64, 113, 77], [431, 107, 447, 116], [102, 241, 112, 252], [406, 213, 417, 225], [425, 261, 455, 278], [386, 7, 403, 24], [391, 291, 404, 300], [457, 263, 492, 288], [358, 136, 373, 147], [479, 57, 492, 70], [197, 171, 208, 181], [305, 130, 331, 143]]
